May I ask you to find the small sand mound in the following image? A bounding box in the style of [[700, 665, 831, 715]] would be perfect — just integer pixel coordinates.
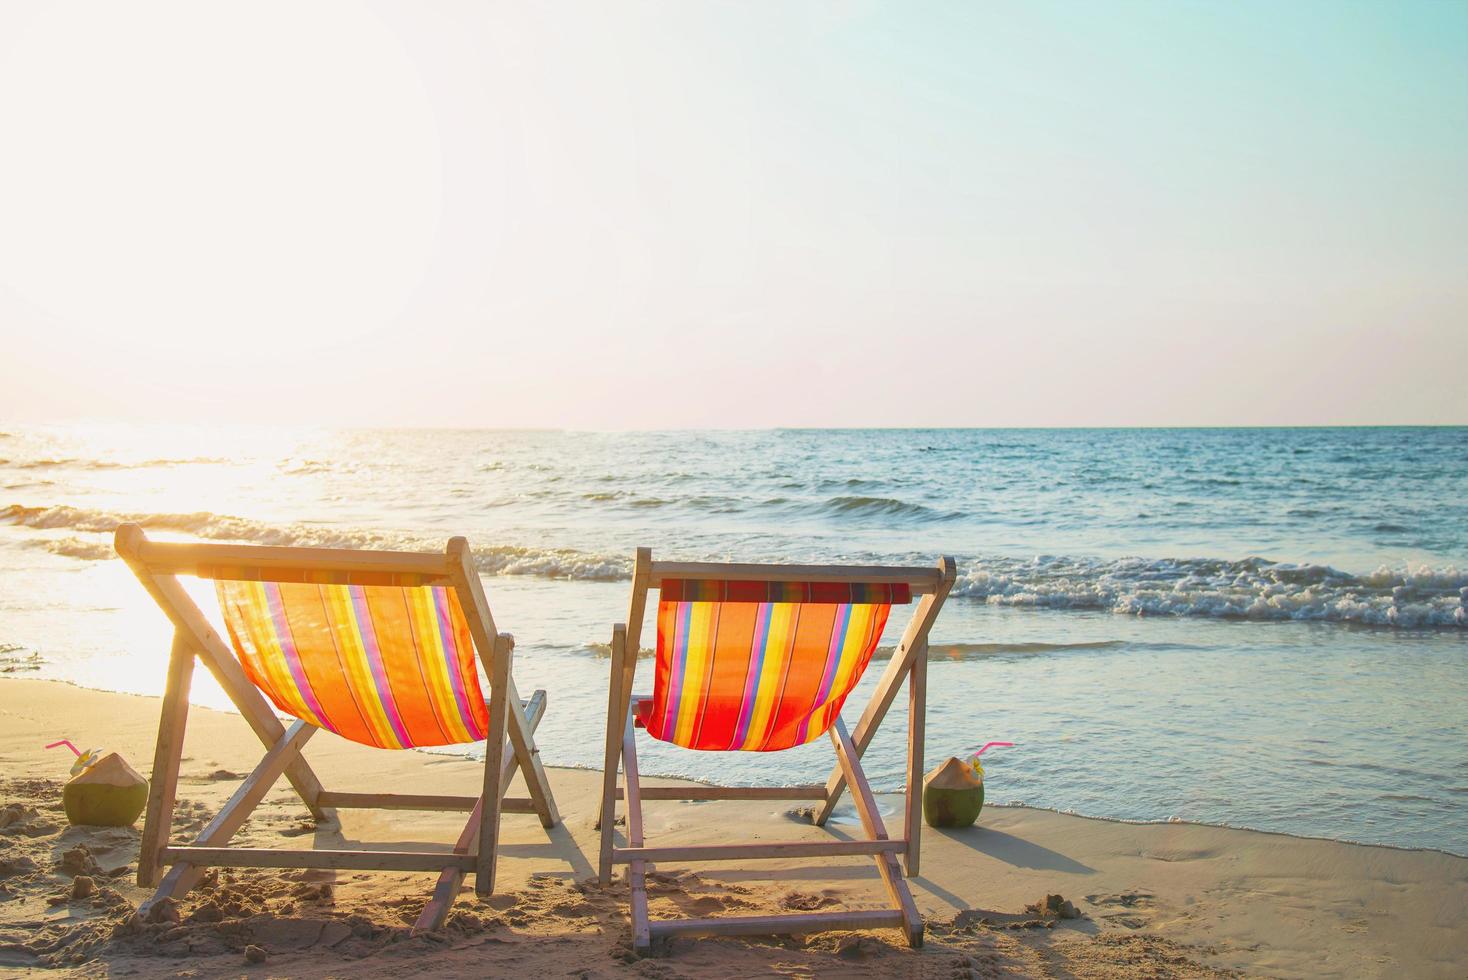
[[0, 801, 57, 838], [781, 889, 837, 911], [1025, 893, 1081, 920], [61, 843, 102, 877]]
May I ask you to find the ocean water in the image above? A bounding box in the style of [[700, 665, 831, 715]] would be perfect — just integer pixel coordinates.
[[1, 424, 1464, 853]]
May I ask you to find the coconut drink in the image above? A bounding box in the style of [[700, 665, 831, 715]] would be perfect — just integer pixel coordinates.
[[922, 741, 1012, 829], [48, 740, 149, 828]]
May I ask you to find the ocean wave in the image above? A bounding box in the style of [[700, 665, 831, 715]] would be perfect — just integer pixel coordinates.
[[870, 639, 1135, 660], [0, 647, 44, 673], [12, 458, 126, 469], [3, 456, 229, 470], [810, 496, 959, 522], [919, 640, 1129, 659], [953, 556, 1468, 628], [29, 536, 116, 561], [279, 459, 335, 475], [562, 490, 958, 524], [584, 641, 656, 659], [4, 501, 1464, 626], [0, 503, 631, 581]]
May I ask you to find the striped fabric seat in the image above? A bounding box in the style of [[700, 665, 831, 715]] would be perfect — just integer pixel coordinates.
[[637, 579, 910, 752], [214, 578, 489, 749]]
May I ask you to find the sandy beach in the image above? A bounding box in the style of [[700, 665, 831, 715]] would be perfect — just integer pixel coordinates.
[[0, 679, 1461, 978]]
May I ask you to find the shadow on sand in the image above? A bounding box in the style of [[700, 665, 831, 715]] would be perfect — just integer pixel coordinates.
[[933, 825, 1096, 875]]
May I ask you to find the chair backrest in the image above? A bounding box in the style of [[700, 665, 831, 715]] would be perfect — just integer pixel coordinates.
[[210, 571, 488, 750], [117, 533, 497, 751], [643, 576, 913, 752]]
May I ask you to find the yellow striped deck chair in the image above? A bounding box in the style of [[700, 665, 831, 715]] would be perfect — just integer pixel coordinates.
[[598, 549, 955, 952], [115, 523, 559, 933]]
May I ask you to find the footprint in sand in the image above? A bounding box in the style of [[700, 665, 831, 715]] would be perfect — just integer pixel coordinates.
[[781, 889, 839, 911], [1083, 891, 1157, 930], [277, 822, 320, 838]]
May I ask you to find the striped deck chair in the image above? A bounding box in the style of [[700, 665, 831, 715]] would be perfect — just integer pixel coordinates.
[[115, 524, 559, 932], [597, 550, 955, 952]]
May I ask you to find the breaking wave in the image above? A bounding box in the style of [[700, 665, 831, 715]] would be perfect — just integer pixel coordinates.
[[0, 643, 44, 673], [4, 502, 1464, 626], [809, 496, 959, 522], [584, 641, 655, 660], [565, 490, 959, 524], [30, 536, 116, 561], [919, 640, 1131, 659], [954, 556, 1468, 628], [2, 456, 230, 470], [0, 503, 631, 581]]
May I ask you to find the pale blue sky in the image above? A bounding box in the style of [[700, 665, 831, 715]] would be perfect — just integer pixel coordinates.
[[0, 1, 1464, 426]]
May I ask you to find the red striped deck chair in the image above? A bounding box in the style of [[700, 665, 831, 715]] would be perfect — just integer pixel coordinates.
[[597, 549, 955, 952], [115, 523, 559, 932]]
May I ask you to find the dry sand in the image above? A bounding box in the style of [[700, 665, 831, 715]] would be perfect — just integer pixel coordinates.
[[0, 679, 1463, 978]]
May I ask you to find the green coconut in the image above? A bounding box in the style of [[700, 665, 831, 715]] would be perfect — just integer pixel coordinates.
[[922, 756, 985, 829], [63, 752, 148, 827]]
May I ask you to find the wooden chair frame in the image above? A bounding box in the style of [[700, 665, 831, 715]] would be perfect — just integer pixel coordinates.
[[115, 524, 560, 933], [597, 548, 955, 952]]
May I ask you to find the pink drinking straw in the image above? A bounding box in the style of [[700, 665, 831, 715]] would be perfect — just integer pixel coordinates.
[[45, 739, 81, 757], [973, 741, 1014, 758]]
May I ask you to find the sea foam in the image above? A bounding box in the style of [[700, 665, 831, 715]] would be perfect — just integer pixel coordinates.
[[5, 501, 1464, 626], [953, 555, 1467, 627], [1, 503, 631, 580]]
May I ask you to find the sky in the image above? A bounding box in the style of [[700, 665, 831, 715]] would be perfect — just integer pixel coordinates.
[[0, 1, 1464, 428]]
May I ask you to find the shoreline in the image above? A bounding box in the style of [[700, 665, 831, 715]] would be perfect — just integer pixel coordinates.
[[1, 678, 1464, 977], [10, 674, 1464, 862]]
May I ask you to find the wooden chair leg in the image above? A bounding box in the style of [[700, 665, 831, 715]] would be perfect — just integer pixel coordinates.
[[191, 639, 328, 821], [139, 721, 315, 917], [448, 537, 560, 832], [815, 563, 952, 826], [475, 635, 513, 896], [608, 717, 927, 949], [138, 631, 195, 888], [831, 718, 923, 947], [600, 549, 648, 842], [622, 719, 650, 953], [598, 624, 629, 885], [117, 556, 329, 820], [415, 798, 484, 932], [504, 676, 559, 828], [623, 723, 925, 951], [905, 650, 926, 877], [415, 692, 547, 934]]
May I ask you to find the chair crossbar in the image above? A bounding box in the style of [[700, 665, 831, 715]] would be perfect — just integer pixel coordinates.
[[650, 908, 906, 939], [317, 792, 480, 811], [160, 846, 477, 873], [648, 559, 943, 591], [125, 537, 457, 580], [611, 785, 829, 801], [612, 840, 906, 863]]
